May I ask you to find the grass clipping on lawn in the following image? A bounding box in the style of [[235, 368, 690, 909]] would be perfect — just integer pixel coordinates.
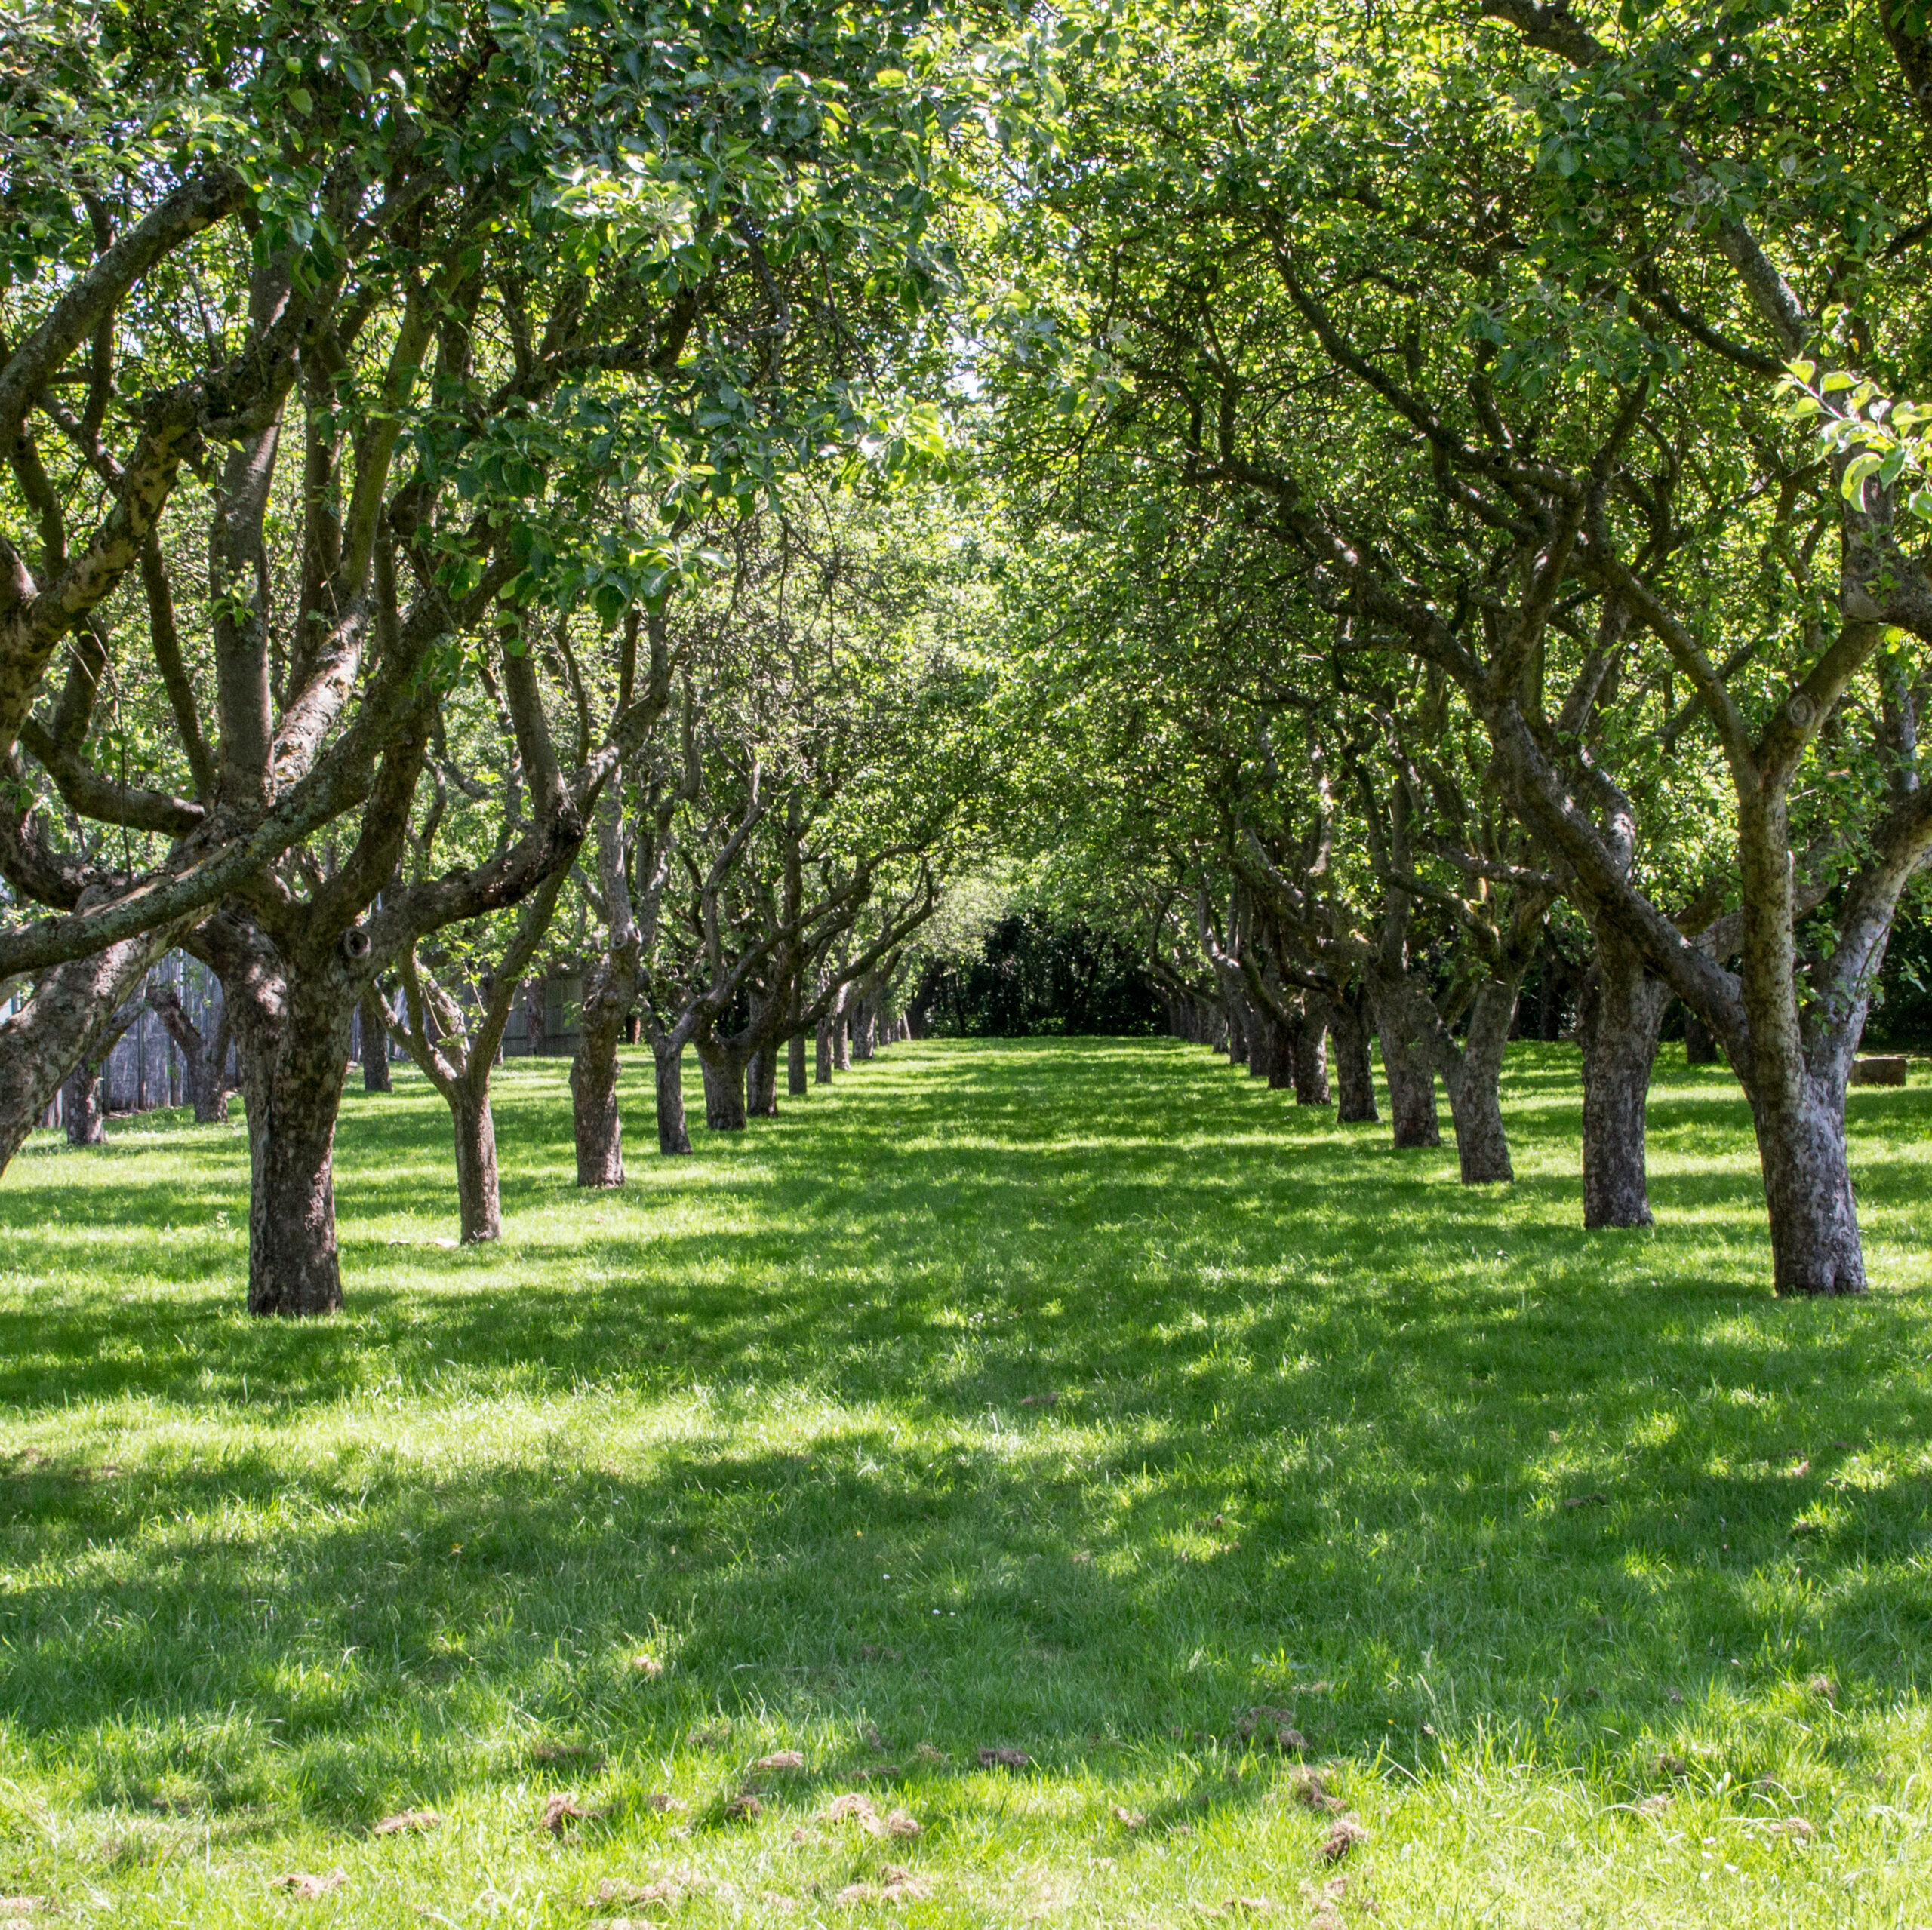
[[0, 1037, 1927, 1925]]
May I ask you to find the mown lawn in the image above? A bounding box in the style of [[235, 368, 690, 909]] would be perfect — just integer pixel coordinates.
[[0, 1037, 1929, 1928]]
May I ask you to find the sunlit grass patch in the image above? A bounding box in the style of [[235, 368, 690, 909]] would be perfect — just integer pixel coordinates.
[[0, 1039, 1928, 1924]]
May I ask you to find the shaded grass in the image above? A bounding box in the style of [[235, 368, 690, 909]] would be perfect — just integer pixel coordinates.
[[0, 1038, 1929, 1925]]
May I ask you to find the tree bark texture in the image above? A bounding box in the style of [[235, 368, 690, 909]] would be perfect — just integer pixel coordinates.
[[1576, 929, 1669, 1230], [0, 928, 173, 1177], [815, 1019, 835, 1084], [1436, 979, 1520, 1185], [63, 1059, 106, 1144], [225, 946, 356, 1318], [698, 1038, 748, 1129], [1330, 988, 1379, 1123], [1368, 982, 1440, 1148], [1290, 998, 1331, 1105], [360, 988, 393, 1090], [747, 1042, 778, 1117], [451, 1083, 502, 1243], [1749, 1079, 1865, 1295], [571, 970, 627, 1188], [654, 1037, 692, 1154], [788, 1032, 808, 1096]]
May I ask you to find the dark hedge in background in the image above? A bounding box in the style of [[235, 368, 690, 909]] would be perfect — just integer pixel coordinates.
[[919, 914, 1164, 1037]]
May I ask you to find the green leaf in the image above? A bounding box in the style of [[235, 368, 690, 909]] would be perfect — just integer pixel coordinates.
[[1841, 451, 1884, 499]]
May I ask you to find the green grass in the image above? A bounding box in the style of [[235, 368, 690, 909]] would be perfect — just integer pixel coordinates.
[[2, 1038, 1930, 1928]]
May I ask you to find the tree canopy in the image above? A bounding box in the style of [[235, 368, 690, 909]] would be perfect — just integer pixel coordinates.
[[5, 0, 1931, 1304]]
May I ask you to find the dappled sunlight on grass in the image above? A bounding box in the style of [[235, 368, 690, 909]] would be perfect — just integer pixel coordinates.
[[0, 1039, 1928, 1924]]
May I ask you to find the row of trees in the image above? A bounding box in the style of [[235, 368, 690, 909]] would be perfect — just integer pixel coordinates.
[[978, 0, 1932, 1295], [7, 0, 1932, 1308], [0, 0, 1023, 1311]]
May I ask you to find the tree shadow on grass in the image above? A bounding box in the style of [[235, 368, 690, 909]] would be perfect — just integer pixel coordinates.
[[0, 1039, 1928, 1836]]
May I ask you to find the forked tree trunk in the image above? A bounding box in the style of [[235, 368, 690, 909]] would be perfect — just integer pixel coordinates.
[[1369, 984, 1440, 1148], [1290, 999, 1331, 1105], [653, 1037, 692, 1154], [451, 1083, 502, 1243], [63, 1060, 107, 1145], [698, 1039, 748, 1129], [1576, 930, 1669, 1230], [360, 989, 393, 1092], [788, 1033, 808, 1097], [1330, 989, 1378, 1123], [571, 984, 626, 1188], [1730, 789, 1869, 1294]]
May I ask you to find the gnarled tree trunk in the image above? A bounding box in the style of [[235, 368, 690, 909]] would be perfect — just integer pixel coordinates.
[[1749, 1076, 1863, 1295], [1435, 978, 1521, 1186], [1331, 988, 1377, 1123], [1368, 981, 1440, 1148], [226, 945, 357, 1318], [1290, 997, 1331, 1105], [571, 967, 629, 1188], [360, 988, 393, 1091], [697, 1036, 748, 1129], [1576, 928, 1669, 1229], [654, 1037, 692, 1154], [63, 1060, 106, 1145], [0, 930, 175, 1177]]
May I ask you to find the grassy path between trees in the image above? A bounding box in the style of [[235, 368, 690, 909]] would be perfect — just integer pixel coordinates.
[[2, 1039, 1930, 1927]]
